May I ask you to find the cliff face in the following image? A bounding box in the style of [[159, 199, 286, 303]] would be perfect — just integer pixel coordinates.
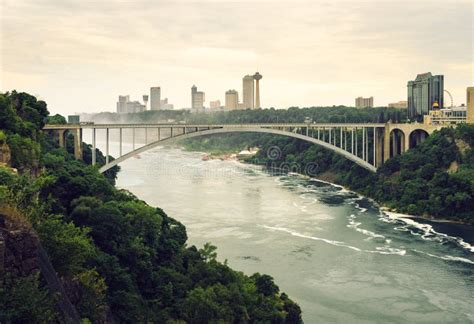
[[0, 212, 40, 284], [0, 211, 81, 322]]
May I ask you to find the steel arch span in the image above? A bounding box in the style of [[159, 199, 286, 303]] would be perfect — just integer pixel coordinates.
[[98, 127, 377, 173]]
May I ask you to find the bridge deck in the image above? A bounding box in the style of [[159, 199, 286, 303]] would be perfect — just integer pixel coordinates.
[[44, 122, 387, 130]]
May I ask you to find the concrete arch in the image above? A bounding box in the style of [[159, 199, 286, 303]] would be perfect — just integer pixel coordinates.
[[388, 128, 407, 158], [98, 127, 377, 173], [408, 129, 429, 149]]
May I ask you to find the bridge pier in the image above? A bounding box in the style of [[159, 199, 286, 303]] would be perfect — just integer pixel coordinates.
[[72, 128, 83, 160], [58, 129, 66, 149], [375, 128, 384, 168]]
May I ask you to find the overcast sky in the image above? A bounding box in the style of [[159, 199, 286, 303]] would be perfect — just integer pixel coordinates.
[[1, 0, 473, 115]]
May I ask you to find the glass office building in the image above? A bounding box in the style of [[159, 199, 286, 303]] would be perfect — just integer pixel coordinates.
[[407, 72, 444, 120]]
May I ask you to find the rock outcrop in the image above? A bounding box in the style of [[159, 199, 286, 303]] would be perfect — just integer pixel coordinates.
[[0, 211, 39, 285], [0, 143, 11, 167]]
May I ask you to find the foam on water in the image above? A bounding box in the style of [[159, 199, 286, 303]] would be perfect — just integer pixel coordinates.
[[347, 214, 385, 241], [413, 249, 474, 265], [261, 225, 406, 256], [384, 212, 474, 253]]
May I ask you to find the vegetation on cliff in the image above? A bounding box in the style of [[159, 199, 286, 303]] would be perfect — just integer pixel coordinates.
[[0, 92, 302, 323]]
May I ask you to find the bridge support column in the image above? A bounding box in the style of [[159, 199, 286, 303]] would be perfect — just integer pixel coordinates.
[[92, 128, 96, 166], [58, 130, 66, 149], [384, 125, 391, 162], [133, 128, 135, 150], [375, 128, 384, 168], [362, 128, 366, 161], [403, 132, 410, 153], [72, 128, 82, 160], [119, 128, 122, 157], [106, 128, 109, 165]]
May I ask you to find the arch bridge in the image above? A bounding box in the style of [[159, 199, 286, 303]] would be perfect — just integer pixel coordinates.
[[43, 122, 446, 173]]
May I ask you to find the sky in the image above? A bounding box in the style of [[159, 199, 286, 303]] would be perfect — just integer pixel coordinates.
[[1, 0, 473, 115]]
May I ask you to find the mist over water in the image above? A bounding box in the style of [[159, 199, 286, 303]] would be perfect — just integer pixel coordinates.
[[90, 138, 474, 322]]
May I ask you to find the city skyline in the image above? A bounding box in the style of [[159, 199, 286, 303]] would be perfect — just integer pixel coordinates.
[[1, 0, 472, 115]]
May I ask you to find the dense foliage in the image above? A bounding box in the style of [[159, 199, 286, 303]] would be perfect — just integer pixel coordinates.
[[0, 92, 302, 323]]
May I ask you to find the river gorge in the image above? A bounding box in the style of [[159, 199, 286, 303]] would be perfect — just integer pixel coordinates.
[[102, 143, 473, 323], [79, 132, 474, 323]]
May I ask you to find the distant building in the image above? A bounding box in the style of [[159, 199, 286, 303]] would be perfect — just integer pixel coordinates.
[[388, 101, 408, 109], [150, 87, 161, 110], [467, 87, 474, 124], [117, 95, 130, 113], [242, 75, 254, 109], [225, 90, 239, 110], [210, 100, 221, 109], [407, 72, 444, 120], [191, 85, 205, 109], [68, 115, 80, 124], [355, 96, 374, 108], [424, 106, 466, 125], [126, 101, 145, 113], [162, 103, 174, 110], [116, 95, 146, 113]]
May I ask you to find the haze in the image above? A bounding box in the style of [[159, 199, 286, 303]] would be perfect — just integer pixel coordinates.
[[1, 0, 472, 115]]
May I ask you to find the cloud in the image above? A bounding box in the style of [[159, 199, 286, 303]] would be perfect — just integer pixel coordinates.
[[1, 0, 472, 113]]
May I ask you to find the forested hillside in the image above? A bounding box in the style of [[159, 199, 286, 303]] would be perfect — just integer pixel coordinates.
[[0, 91, 302, 323]]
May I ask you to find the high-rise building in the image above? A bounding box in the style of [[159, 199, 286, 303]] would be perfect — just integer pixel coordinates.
[[467, 87, 474, 124], [126, 101, 145, 113], [210, 100, 221, 109], [191, 85, 205, 109], [117, 95, 130, 113], [388, 101, 408, 109], [117, 95, 146, 113], [407, 72, 444, 120], [355, 96, 374, 108], [225, 90, 239, 110], [142, 95, 149, 110], [150, 87, 161, 110], [242, 75, 254, 109]]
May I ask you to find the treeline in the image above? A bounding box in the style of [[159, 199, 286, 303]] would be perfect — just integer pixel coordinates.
[[0, 91, 302, 323], [85, 105, 407, 124]]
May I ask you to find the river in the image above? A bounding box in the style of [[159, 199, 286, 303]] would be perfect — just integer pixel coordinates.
[[102, 143, 474, 323]]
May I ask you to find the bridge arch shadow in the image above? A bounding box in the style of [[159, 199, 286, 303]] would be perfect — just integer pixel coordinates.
[[408, 129, 429, 149], [389, 128, 406, 158], [98, 128, 377, 174]]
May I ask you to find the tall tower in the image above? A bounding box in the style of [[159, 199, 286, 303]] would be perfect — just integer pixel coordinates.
[[242, 75, 254, 109], [142, 95, 149, 110], [253, 72, 262, 109], [191, 85, 197, 109], [150, 87, 161, 110]]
